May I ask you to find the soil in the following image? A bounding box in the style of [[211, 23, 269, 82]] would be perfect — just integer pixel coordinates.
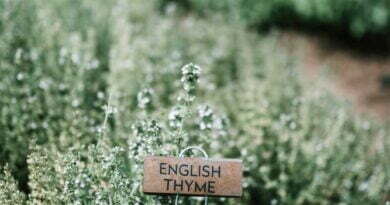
[[279, 31, 390, 120]]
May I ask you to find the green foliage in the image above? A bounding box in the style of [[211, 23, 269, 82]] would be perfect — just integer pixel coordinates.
[[0, 0, 389, 204], [0, 165, 26, 205], [0, 0, 110, 191]]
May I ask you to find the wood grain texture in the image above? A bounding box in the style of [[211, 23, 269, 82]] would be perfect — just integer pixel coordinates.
[[143, 156, 242, 197]]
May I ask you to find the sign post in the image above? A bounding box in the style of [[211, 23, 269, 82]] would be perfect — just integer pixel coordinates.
[[143, 146, 242, 204]]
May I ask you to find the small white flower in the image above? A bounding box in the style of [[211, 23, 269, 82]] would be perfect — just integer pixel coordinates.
[[181, 63, 201, 102], [198, 105, 213, 130], [137, 88, 154, 109], [169, 106, 184, 129], [16, 73, 24, 81]]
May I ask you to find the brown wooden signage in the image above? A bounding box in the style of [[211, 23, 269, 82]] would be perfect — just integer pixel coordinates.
[[143, 156, 242, 197]]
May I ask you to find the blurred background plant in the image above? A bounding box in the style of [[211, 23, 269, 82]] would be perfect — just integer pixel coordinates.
[[0, 0, 389, 204], [159, 0, 390, 39]]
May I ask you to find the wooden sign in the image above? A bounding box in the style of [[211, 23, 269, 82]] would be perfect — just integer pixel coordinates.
[[143, 156, 242, 197]]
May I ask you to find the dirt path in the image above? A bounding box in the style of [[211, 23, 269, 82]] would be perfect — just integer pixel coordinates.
[[280, 31, 390, 120]]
